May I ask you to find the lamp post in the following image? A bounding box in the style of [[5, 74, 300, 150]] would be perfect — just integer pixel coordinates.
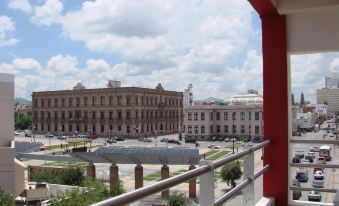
[[32, 126, 36, 143], [232, 112, 235, 154]]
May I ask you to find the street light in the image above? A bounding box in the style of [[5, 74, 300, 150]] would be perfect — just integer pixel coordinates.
[[232, 112, 235, 154]]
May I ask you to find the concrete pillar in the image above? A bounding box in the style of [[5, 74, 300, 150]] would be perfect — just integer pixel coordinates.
[[189, 165, 196, 198], [199, 160, 214, 206], [243, 146, 255, 206], [110, 164, 119, 192], [87, 163, 96, 179], [135, 164, 143, 189], [161, 165, 170, 198]]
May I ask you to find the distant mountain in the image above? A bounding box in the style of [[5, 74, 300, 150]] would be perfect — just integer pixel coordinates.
[[14, 98, 32, 105]]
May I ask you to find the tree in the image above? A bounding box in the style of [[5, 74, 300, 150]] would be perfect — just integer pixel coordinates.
[[31, 168, 60, 184], [0, 186, 14, 206], [50, 179, 125, 206], [59, 165, 85, 186], [15, 114, 32, 129], [165, 192, 187, 206], [220, 161, 242, 188]]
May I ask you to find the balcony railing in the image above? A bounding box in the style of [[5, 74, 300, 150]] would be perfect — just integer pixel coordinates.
[[92, 140, 271, 206]]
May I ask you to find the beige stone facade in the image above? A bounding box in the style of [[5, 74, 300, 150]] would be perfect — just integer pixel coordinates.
[[184, 104, 263, 140], [32, 83, 183, 138]]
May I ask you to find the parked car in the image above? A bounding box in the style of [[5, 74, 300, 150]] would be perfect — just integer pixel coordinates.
[[317, 157, 326, 164], [211, 136, 218, 141], [224, 137, 230, 142], [24, 133, 32, 137], [44, 133, 54, 138], [308, 191, 321, 202], [138, 137, 144, 141], [314, 170, 324, 180], [304, 156, 314, 163], [57, 135, 67, 140], [230, 138, 237, 142], [160, 138, 168, 142], [310, 146, 320, 152], [295, 168, 308, 182], [312, 180, 324, 188], [14, 131, 21, 136], [292, 179, 302, 200], [185, 138, 197, 143], [142, 138, 152, 142], [295, 151, 305, 158], [106, 139, 117, 144], [314, 168, 324, 174], [114, 136, 125, 141], [208, 144, 220, 149], [307, 152, 316, 158], [218, 137, 225, 141], [78, 134, 86, 138], [301, 159, 311, 164], [168, 139, 181, 145]]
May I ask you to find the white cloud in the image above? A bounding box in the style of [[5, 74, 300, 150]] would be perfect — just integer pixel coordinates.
[[0, 15, 19, 47], [30, 0, 63, 26], [12, 58, 41, 71], [46, 54, 78, 75], [330, 58, 339, 72], [7, 0, 32, 14]]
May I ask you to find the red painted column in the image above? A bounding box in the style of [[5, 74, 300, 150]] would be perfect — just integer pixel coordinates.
[[262, 14, 288, 205]]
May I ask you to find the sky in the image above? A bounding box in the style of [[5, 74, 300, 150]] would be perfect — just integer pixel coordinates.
[[0, 0, 339, 103]]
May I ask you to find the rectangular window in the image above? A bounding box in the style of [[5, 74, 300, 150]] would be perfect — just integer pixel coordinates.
[[127, 126, 130, 133], [69, 111, 73, 119], [118, 125, 121, 132], [224, 112, 228, 120], [54, 112, 58, 119], [109, 125, 113, 131], [194, 125, 198, 133], [135, 111, 139, 118], [241, 125, 245, 133], [92, 111, 96, 119], [118, 111, 122, 119], [224, 125, 228, 133], [47, 112, 51, 119], [101, 125, 104, 133], [255, 126, 260, 134], [249, 112, 251, 120], [126, 111, 130, 119], [61, 112, 65, 119], [92, 125, 96, 132], [232, 112, 236, 120], [216, 125, 220, 133], [201, 125, 205, 134], [210, 112, 213, 120], [188, 126, 192, 133], [54, 125, 57, 132], [109, 111, 113, 119], [188, 113, 192, 120], [240, 112, 245, 120], [84, 125, 87, 132], [194, 113, 198, 121], [210, 125, 213, 133], [255, 112, 260, 120], [216, 112, 220, 121], [100, 111, 104, 119], [201, 112, 205, 120]]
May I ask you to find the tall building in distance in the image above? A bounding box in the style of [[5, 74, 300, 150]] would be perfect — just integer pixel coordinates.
[[299, 92, 305, 107], [32, 80, 183, 138], [325, 71, 339, 88], [183, 84, 193, 107], [316, 88, 339, 116], [291, 93, 295, 105]]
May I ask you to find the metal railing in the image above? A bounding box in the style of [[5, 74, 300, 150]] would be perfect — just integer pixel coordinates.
[[92, 140, 270, 206]]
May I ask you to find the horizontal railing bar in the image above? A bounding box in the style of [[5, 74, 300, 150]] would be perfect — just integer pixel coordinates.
[[92, 140, 270, 206], [291, 200, 334, 206], [91, 165, 212, 206], [290, 186, 337, 193], [290, 139, 339, 145], [214, 165, 270, 206], [212, 140, 270, 169], [290, 163, 339, 169]]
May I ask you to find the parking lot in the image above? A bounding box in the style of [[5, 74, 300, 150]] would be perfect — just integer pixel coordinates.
[[290, 129, 339, 203]]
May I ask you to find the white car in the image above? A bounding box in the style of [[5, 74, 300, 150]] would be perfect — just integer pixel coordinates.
[[310, 146, 320, 152], [312, 180, 324, 188], [14, 131, 21, 136], [208, 144, 220, 149], [308, 191, 321, 202], [314, 171, 324, 180]]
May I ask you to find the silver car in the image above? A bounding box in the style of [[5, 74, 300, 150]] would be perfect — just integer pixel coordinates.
[[312, 180, 324, 188]]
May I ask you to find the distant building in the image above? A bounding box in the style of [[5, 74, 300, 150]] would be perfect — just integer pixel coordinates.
[[228, 90, 263, 106], [297, 112, 316, 131], [183, 104, 263, 140], [315, 104, 328, 116], [32, 81, 183, 137], [316, 88, 339, 116], [299, 92, 305, 107], [15, 104, 32, 117], [183, 84, 193, 107], [325, 72, 339, 88], [73, 83, 86, 90]]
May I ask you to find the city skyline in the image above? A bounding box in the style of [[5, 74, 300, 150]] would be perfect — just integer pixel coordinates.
[[0, 0, 338, 103]]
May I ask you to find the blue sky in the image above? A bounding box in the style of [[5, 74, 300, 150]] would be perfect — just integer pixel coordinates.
[[0, 0, 338, 103]]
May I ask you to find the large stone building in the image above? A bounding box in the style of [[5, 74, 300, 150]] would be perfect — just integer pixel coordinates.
[[184, 91, 263, 141], [32, 81, 183, 138]]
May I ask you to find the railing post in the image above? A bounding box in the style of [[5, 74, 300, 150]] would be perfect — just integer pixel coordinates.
[[243, 146, 254, 206], [161, 165, 170, 198], [199, 160, 214, 206], [135, 164, 143, 189]]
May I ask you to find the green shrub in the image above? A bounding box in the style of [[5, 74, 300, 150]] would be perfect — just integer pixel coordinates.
[[0, 186, 14, 206], [31, 168, 60, 184], [165, 192, 187, 206], [220, 161, 242, 188], [60, 165, 85, 186], [50, 179, 125, 206]]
